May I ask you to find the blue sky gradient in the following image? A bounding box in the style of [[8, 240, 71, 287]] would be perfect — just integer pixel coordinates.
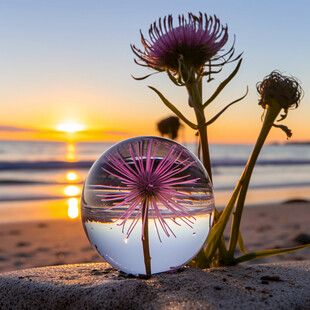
[[0, 0, 309, 143]]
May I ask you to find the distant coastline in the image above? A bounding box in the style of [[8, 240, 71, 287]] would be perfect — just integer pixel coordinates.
[[271, 141, 310, 146], [286, 141, 310, 145]]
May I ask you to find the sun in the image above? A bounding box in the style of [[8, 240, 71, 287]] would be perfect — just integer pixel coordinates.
[[56, 123, 85, 133]]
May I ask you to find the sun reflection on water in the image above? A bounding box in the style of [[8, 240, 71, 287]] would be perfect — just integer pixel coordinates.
[[64, 185, 81, 197], [67, 197, 79, 219], [66, 142, 76, 161], [66, 171, 78, 182], [63, 169, 82, 219]]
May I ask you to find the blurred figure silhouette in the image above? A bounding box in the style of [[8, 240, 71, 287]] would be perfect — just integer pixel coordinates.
[[157, 116, 181, 140]]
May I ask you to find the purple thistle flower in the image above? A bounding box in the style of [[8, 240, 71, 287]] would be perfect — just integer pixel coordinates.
[[131, 12, 231, 75], [96, 139, 200, 241]]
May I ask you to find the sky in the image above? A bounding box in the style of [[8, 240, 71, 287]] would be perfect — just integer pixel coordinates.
[[0, 0, 309, 144]]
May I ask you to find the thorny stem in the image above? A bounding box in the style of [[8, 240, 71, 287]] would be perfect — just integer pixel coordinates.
[[142, 200, 151, 275], [227, 103, 282, 259]]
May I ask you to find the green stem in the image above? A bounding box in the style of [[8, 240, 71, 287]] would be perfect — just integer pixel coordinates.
[[186, 78, 230, 267], [142, 200, 151, 275], [186, 80, 213, 182], [227, 104, 281, 259], [197, 112, 213, 183]]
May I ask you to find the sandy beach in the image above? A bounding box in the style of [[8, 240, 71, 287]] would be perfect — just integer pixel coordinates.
[[0, 201, 309, 274]]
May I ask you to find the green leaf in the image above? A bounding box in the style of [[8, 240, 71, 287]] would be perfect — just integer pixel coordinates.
[[203, 87, 248, 127], [187, 248, 209, 268], [166, 71, 185, 86], [203, 58, 243, 108], [218, 235, 229, 259], [234, 244, 310, 264], [202, 182, 242, 266], [131, 72, 158, 81], [200, 68, 223, 78], [148, 86, 198, 130], [238, 231, 247, 255]]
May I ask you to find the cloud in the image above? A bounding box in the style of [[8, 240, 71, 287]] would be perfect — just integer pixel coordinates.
[[0, 126, 40, 132], [0, 126, 132, 136]]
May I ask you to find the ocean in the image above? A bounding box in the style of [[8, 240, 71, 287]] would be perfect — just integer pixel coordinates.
[[0, 140, 309, 222]]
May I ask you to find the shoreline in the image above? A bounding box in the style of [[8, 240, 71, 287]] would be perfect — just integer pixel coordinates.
[[1, 201, 309, 273], [1, 183, 310, 224]]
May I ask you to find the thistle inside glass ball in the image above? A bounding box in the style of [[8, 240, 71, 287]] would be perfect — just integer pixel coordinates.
[[81, 136, 215, 275]]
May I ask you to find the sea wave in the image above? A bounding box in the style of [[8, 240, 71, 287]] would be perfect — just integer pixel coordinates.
[[0, 161, 93, 170], [0, 179, 83, 185], [0, 158, 309, 170], [0, 195, 66, 202], [0, 181, 309, 203]]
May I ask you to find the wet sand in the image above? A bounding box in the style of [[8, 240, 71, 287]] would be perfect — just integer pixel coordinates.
[[0, 202, 309, 273]]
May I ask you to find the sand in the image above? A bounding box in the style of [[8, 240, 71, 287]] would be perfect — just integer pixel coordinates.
[[1, 260, 310, 309], [0, 202, 310, 273]]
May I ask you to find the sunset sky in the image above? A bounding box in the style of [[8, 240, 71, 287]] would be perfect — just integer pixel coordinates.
[[0, 0, 309, 144]]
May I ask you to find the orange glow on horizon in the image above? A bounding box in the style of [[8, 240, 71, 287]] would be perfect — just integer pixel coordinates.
[[0, 112, 308, 144]]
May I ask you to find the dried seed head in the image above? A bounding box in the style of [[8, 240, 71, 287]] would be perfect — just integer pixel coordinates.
[[257, 71, 303, 118]]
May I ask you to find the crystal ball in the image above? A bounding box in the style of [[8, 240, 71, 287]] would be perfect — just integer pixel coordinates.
[[81, 136, 214, 275]]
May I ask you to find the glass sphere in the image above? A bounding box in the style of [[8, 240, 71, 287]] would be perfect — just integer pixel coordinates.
[[81, 136, 214, 275]]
